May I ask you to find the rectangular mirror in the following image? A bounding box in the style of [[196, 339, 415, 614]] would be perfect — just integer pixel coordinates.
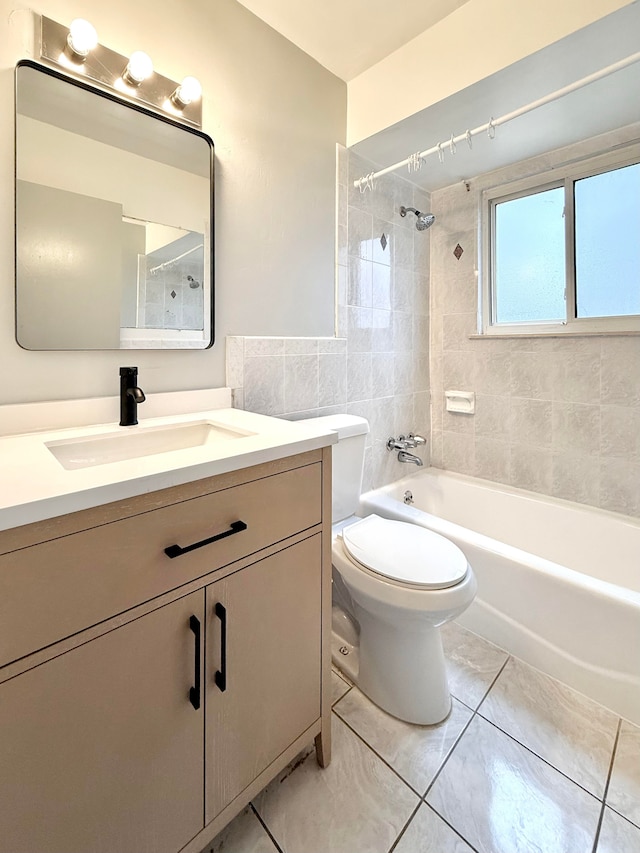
[[15, 61, 214, 350]]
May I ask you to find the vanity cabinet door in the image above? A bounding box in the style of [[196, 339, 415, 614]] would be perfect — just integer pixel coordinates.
[[205, 534, 322, 822], [0, 591, 205, 853]]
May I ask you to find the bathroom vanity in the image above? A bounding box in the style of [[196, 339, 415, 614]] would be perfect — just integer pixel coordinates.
[[0, 397, 334, 853]]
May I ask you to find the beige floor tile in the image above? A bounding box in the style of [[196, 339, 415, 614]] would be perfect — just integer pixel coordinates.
[[253, 714, 418, 853], [207, 806, 278, 853], [596, 807, 640, 853], [393, 804, 476, 853], [607, 719, 640, 827], [479, 656, 618, 797], [441, 621, 509, 709], [426, 715, 601, 853], [334, 687, 472, 794], [331, 669, 351, 705]]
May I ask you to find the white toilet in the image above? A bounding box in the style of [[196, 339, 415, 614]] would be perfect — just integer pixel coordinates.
[[318, 414, 477, 725]]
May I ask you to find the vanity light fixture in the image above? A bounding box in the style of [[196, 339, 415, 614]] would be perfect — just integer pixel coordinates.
[[64, 18, 98, 62], [121, 51, 154, 86], [170, 76, 202, 109], [38, 15, 203, 127]]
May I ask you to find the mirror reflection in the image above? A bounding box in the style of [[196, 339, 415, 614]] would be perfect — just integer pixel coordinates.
[[15, 62, 214, 350]]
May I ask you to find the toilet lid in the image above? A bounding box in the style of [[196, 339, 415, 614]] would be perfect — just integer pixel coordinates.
[[341, 514, 468, 589]]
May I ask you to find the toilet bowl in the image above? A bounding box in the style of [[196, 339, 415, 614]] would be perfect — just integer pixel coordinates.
[[301, 414, 476, 725], [332, 514, 476, 724]]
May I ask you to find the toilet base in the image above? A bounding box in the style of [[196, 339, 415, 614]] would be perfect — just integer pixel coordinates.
[[331, 605, 452, 725]]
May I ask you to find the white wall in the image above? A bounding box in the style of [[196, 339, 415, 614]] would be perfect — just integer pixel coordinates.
[[347, 0, 634, 145], [225, 146, 432, 493], [0, 0, 345, 404], [17, 117, 209, 233]]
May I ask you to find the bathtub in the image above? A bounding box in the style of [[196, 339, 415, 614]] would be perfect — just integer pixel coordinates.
[[360, 468, 640, 725]]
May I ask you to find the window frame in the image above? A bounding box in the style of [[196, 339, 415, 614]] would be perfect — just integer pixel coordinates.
[[480, 143, 640, 336]]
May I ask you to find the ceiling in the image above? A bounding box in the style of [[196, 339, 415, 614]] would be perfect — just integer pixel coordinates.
[[353, 2, 640, 191], [235, 1, 640, 192], [234, 0, 471, 81]]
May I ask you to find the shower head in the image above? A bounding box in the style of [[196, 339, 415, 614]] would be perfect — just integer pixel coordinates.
[[399, 205, 436, 231]]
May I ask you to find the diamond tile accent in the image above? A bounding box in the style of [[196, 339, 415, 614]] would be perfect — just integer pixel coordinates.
[[170, 290, 177, 299], [453, 243, 464, 260], [380, 233, 387, 251]]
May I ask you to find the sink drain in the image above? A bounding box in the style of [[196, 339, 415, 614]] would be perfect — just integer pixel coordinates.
[[339, 646, 350, 656]]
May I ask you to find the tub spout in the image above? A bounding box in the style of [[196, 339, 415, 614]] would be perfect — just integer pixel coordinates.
[[397, 450, 423, 467]]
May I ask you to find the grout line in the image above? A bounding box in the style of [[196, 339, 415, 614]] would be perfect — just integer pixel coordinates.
[[421, 657, 511, 802], [474, 653, 511, 711], [451, 694, 477, 713], [421, 650, 608, 853], [422, 802, 482, 853], [421, 705, 476, 800], [591, 718, 623, 853], [250, 803, 285, 853], [602, 807, 640, 833], [477, 714, 604, 802], [331, 708, 423, 798], [602, 718, 622, 802], [387, 801, 423, 853], [605, 803, 640, 829], [332, 684, 353, 708]]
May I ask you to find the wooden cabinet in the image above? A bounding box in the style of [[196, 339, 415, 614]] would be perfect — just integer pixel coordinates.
[[206, 535, 321, 821], [0, 449, 331, 853], [0, 591, 205, 853]]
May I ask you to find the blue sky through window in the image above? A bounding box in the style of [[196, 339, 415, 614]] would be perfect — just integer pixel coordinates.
[[492, 161, 640, 326], [494, 188, 565, 324], [575, 163, 640, 318]]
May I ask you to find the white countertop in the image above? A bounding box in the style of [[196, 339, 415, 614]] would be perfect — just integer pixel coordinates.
[[0, 391, 336, 532]]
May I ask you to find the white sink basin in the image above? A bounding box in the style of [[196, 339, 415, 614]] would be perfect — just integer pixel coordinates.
[[45, 420, 253, 470]]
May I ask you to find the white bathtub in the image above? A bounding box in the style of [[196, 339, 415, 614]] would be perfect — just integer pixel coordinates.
[[360, 468, 640, 725]]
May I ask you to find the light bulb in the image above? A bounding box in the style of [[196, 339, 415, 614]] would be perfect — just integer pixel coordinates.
[[171, 76, 202, 108], [123, 51, 153, 85], [66, 18, 98, 60]]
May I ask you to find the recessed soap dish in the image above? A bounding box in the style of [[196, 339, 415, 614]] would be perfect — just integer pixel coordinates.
[[445, 390, 475, 414]]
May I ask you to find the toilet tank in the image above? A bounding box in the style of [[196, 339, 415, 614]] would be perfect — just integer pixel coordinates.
[[310, 415, 369, 522]]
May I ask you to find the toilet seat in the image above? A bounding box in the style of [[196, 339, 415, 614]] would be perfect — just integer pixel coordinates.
[[341, 514, 468, 590]]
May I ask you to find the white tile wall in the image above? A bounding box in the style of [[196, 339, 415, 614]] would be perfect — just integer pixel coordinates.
[[226, 146, 431, 492], [430, 123, 640, 517]]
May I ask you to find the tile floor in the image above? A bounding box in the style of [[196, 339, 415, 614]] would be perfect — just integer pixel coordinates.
[[206, 622, 640, 853]]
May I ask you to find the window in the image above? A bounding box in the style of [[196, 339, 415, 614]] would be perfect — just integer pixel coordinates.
[[482, 146, 640, 334]]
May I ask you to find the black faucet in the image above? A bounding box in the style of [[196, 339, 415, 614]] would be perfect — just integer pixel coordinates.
[[119, 366, 146, 426]]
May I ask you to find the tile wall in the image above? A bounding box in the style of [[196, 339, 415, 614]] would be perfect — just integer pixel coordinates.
[[226, 146, 431, 492], [429, 123, 640, 517], [140, 258, 205, 331]]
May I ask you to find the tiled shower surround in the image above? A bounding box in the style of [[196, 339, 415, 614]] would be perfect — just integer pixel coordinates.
[[429, 123, 640, 518], [228, 125, 640, 516], [139, 257, 204, 331], [226, 146, 431, 492]]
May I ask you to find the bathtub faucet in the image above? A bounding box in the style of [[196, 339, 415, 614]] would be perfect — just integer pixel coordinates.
[[397, 450, 424, 467], [386, 433, 427, 451], [405, 433, 427, 448]]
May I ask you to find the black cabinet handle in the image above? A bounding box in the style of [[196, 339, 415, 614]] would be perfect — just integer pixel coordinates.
[[189, 615, 201, 710], [214, 602, 227, 693], [165, 520, 247, 559]]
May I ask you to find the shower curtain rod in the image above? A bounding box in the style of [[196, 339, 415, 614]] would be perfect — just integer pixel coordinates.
[[353, 51, 640, 189], [148, 243, 204, 274]]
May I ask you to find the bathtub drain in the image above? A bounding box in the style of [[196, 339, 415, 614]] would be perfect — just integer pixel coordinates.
[[339, 646, 350, 656], [403, 490, 414, 505]]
